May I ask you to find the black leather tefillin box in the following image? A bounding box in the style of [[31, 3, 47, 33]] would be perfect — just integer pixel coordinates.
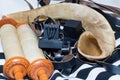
[[38, 20, 83, 50], [37, 19, 84, 61]]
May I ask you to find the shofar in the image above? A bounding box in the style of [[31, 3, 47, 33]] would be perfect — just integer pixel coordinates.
[[7, 3, 115, 60]]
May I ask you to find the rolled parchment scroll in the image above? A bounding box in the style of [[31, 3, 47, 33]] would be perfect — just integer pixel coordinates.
[[17, 23, 54, 80], [0, 17, 29, 80]]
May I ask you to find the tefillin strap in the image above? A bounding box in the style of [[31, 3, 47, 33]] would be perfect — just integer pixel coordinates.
[[37, 0, 50, 6]]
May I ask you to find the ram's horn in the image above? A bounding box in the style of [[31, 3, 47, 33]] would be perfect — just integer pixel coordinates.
[[6, 3, 115, 60]]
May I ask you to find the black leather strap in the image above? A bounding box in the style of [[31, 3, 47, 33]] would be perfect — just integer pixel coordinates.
[[24, 0, 34, 9], [37, 0, 50, 6], [53, 57, 76, 75], [95, 61, 120, 75]]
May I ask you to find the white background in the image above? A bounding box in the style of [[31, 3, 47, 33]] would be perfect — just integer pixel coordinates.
[[0, 0, 120, 16]]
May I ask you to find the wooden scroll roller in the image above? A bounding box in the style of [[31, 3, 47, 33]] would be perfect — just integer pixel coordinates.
[[0, 16, 30, 80], [7, 3, 115, 60], [16, 23, 54, 80]]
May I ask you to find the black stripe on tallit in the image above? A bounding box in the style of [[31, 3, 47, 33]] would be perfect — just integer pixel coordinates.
[[76, 67, 95, 79], [95, 71, 116, 80]]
